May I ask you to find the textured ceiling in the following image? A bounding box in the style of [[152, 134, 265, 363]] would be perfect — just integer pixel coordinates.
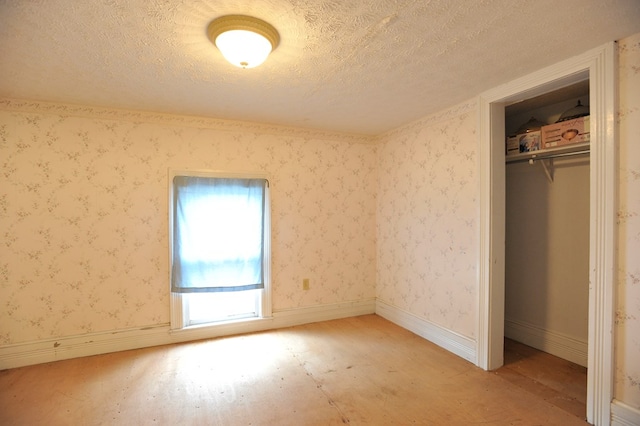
[[1, 0, 639, 135]]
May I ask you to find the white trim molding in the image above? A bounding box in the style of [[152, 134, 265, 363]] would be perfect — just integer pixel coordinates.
[[504, 319, 588, 367], [375, 300, 476, 364], [0, 298, 376, 370], [478, 42, 616, 425], [0, 323, 170, 370], [611, 400, 640, 426]]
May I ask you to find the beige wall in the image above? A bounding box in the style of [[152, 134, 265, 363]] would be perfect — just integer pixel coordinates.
[[615, 32, 640, 408], [1, 32, 639, 410], [505, 157, 590, 346], [0, 108, 377, 344], [375, 101, 479, 340]]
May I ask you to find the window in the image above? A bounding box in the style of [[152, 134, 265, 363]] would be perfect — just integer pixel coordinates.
[[169, 171, 271, 329]]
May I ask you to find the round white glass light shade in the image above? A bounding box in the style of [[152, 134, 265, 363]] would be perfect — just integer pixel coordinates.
[[215, 30, 273, 68]]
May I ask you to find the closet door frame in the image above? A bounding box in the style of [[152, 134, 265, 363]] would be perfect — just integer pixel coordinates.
[[477, 42, 616, 426]]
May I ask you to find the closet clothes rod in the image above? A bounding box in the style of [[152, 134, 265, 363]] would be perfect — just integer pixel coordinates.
[[505, 148, 590, 164]]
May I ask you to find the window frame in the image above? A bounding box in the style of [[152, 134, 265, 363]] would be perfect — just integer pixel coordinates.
[[168, 168, 272, 330]]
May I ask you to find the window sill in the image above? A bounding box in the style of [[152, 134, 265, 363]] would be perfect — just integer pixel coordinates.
[[169, 316, 274, 338]]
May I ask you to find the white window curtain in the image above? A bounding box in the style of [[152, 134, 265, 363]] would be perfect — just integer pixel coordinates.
[[171, 176, 266, 293]]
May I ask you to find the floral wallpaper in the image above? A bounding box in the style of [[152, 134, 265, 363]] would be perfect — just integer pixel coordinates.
[[0, 106, 377, 345], [376, 102, 478, 339], [616, 33, 640, 408]]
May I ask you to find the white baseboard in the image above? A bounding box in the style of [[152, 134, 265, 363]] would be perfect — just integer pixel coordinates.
[[0, 298, 376, 370], [611, 400, 640, 426], [375, 300, 476, 364], [170, 297, 376, 342], [504, 318, 588, 367], [0, 323, 171, 370]]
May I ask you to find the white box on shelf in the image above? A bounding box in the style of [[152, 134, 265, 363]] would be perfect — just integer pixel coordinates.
[[506, 131, 541, 156]]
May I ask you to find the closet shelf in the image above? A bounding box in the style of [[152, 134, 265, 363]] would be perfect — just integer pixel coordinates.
[[505, 142, 590, 164]]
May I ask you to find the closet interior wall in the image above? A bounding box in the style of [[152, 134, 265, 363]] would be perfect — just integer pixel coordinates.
[[504, 86, 590, 367]]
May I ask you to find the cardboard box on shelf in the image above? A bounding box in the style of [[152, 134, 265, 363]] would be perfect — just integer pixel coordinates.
[[541, 116, 590, 149], [506, 136, 519, 155], [506, 131, 541, 156]]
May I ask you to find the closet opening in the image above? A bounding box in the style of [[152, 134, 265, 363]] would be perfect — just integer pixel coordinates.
[[501, 80, 590, 417], [504, 80, 590, 367], [478, 42, 616, 426]]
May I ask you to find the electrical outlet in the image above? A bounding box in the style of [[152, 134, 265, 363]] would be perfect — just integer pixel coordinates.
[[302, 278, 310, 290]]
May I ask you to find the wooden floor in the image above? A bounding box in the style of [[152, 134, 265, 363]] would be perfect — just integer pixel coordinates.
[[0, 315, 587, 425]]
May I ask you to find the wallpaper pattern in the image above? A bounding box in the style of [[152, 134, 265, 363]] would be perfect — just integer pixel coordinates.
[[376, 102, 478, 339], [0, 110, 377, 345], [616, 33, 640, 407]]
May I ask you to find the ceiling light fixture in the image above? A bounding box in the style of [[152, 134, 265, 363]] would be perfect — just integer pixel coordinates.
[[207, 15, 280, 69]]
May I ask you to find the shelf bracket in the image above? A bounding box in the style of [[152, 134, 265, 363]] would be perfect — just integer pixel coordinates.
[[529, 157, 554, 183]]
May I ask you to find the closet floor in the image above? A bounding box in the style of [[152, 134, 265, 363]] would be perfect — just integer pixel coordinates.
[[497, 338, 588, 420]]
